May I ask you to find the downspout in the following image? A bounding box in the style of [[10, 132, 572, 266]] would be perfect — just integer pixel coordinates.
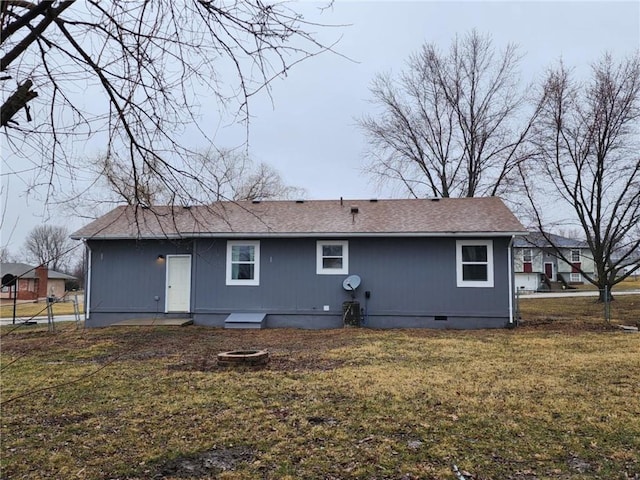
[[192, 239, 197, 319], [85, 241, 92, 321], [507, 236, 515, 327]]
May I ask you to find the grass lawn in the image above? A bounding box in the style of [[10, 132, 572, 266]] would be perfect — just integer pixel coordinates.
[[0, 300, 83, 319], [571, 277, 640, 292], [2, 297, 639, 480], [518, 293, 639, 327]]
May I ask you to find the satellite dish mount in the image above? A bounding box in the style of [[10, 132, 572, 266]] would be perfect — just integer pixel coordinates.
[[342, 274, 361, 299]]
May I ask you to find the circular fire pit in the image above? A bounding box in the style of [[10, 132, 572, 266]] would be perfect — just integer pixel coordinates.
[[217, 350, 269, 367]]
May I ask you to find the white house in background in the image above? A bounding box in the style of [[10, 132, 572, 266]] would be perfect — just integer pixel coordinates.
[[513, 232, 595, 292]]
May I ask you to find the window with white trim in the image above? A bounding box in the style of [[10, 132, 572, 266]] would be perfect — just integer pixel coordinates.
[[571, 249, 581, 262], [226, 241, 260, 286], [456, 239, 494, 288], [522, 248, 532, 263], [317, 241, 348, 275], [570, 272, 582, 282]]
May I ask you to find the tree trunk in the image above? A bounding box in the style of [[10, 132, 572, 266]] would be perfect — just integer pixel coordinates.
[[597, 286, 613, 303]]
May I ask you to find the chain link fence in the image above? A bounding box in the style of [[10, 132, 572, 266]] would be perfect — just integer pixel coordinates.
[[516, 284, 640, 328]]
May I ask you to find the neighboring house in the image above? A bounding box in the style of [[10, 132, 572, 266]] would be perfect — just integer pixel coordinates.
[[0, 263, 77, 300], [71, 197, 528, 329], [513, 232, 595, 292]]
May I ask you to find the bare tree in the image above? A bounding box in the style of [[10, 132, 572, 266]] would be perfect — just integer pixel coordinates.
[[359, 30, 538, 198], [1, 1, 335, 208], [64, 148, 306, 219], [0, 246, 16, 263], [188, 149, 307, 201], [24, 225, 75, 271], [522, 53, 640, 301]]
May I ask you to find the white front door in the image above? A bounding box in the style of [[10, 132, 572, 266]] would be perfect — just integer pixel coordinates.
[[166, 255, 191, 313]]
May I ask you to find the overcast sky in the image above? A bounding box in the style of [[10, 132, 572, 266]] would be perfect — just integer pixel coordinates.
[[1, 1, 639, 258]]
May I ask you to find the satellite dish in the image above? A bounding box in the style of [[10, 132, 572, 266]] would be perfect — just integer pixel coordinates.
[[2, 274, 17, 287], [342, 274, 361, 291]]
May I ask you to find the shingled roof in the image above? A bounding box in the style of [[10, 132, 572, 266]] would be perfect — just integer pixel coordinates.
[[1, 263, 77, 280], [513, 232, 590, 249], [70, 197, 527, 240]]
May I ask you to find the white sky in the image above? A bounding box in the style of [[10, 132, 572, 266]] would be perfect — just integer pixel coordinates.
[[1, 1, 639, 256]]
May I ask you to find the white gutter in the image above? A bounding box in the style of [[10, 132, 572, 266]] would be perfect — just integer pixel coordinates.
[[72, 231, 530, 241], [508, 235, 515, 326]]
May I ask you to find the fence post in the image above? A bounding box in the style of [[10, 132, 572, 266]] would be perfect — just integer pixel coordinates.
[[47, 296, 55, 332], [604, 286, 611, 324], [73, 292, 81, 327]]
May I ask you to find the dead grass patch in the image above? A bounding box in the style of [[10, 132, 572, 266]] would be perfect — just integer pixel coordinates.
[[0, 300, 83, 318], [518, 294, 639, 328], [1, 323, 639, 479]]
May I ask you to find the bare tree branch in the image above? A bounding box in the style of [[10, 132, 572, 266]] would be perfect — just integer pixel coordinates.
[[359, 30, 538, 198], [24, 224, 75, 271], [522, 53, 640, 302], [1, 0, 337, 211]]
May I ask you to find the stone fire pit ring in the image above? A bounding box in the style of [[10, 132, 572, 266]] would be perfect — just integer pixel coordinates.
[[217, 350, 269, 367]]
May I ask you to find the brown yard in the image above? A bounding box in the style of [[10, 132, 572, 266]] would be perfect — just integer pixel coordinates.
[[1, 295, 638, 479]]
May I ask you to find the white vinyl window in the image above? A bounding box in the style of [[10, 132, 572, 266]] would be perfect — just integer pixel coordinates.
[[317, 241, 349, 275], [226, 241, 260, 286], [570, 272, 582, 282], [522, 248, 532, 263], [456, 239, 494, 288], [571, 249, 581, 262]]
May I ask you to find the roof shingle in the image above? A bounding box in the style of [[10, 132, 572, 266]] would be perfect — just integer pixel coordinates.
[[70, 197, 527, 239]]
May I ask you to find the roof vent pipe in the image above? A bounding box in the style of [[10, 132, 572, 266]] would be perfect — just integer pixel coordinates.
[[350, 206, 359, 214]]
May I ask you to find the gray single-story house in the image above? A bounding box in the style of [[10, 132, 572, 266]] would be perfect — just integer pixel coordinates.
[[71, 197, 527, 329]]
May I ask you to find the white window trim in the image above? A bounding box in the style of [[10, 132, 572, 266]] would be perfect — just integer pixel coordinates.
[[570, 272, 582, 282], [226, 240, 260, 286], [456, 239, 494, 288], [316, 240, 349, 275], [571, 249, 581, 262], [522, 248, 532, 263]]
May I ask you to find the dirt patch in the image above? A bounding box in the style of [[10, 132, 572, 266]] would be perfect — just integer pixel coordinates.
[[154, 446, 254, 479], [41, 411, 93, 427], [517, 317, 619, 333], [166, 351, 345, 372]]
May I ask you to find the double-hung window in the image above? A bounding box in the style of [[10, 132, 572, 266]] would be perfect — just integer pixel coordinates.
[[226, 241, 260, 286], [570, 249, 581, 282], [456, 239, 494, 287], [522, 248, 533, 273], [317, 241, 348, 275]]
